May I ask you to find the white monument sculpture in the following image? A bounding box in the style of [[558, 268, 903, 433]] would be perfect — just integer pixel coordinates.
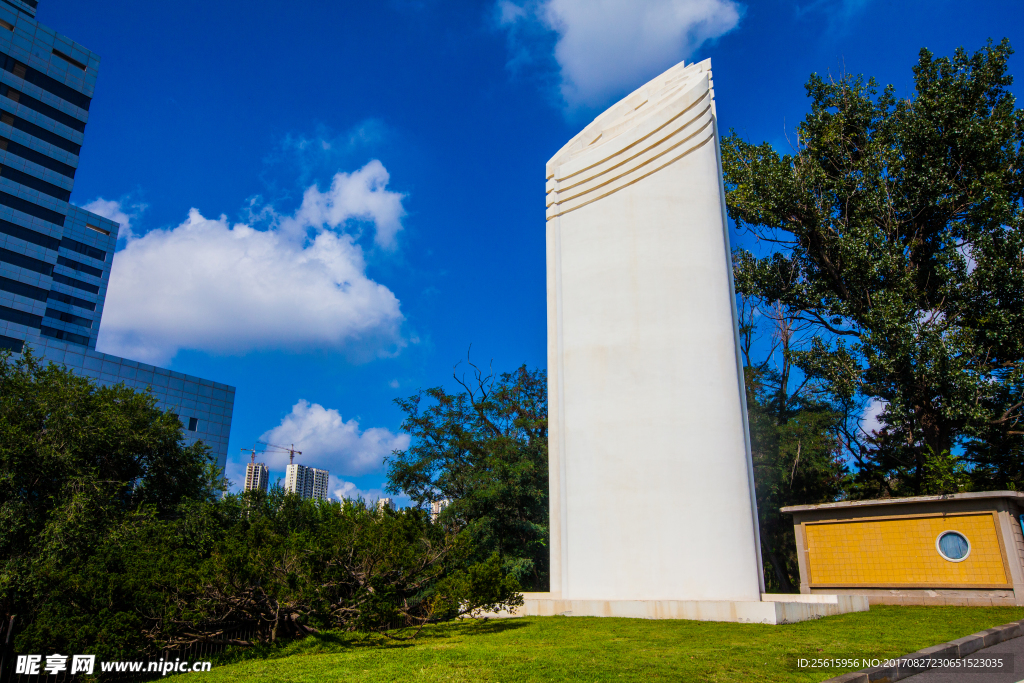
[[510, 59, 867, 623]]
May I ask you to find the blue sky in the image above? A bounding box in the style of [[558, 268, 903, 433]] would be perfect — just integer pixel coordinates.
[[41, 0, 1023, 501]]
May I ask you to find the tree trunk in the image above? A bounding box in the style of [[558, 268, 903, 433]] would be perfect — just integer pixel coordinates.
[[762, 541, 795, 593]]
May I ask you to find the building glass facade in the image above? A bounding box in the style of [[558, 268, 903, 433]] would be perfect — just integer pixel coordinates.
[[0, 0, 235, 469]]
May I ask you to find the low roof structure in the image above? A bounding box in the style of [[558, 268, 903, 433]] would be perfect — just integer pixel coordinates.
[[782, 491, 1024, 606]]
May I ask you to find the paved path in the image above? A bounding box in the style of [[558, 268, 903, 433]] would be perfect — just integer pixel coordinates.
[[909, 635, 1024, 683]]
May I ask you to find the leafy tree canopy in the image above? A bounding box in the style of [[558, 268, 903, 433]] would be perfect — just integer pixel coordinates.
[[723, 39, 1024, 496], [386, 360, 549, 591], [17, 490, 521, 660], [0, 349, 221, 644], [1, 351, 521, 659]]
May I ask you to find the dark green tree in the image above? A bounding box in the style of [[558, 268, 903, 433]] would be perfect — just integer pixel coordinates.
[[385, 360, 549, 591], [0, 349, 220, 649], [739, 300, 850, 592], [723, 39, 1024, 496], [17, 489, 522, 659], [2, 350, 522, 661]]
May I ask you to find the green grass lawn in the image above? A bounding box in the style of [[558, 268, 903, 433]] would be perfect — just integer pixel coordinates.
[[176, 606, 1024, 682]]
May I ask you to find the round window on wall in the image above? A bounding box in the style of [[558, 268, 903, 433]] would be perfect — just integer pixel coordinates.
[[936, 531, 971, 562]]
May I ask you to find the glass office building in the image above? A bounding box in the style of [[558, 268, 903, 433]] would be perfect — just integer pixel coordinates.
[[0, 0, 235, 469]]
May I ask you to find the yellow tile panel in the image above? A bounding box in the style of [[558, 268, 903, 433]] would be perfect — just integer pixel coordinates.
[[805, 514, 1008, 586]]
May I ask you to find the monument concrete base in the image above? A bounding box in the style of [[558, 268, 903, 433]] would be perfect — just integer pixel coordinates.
[[482, 593, 869, 625]]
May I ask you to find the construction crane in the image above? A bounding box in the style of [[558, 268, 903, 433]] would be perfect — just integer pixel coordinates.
[[241, 446, 257, 464], [257, 441, 303, 464]]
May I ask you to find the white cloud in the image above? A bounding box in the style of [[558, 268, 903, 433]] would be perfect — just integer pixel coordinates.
[[259, 399, 410, 476], [861, 398, 887, 436], [278, 160, 405, 249], [497, 0, 528, 23], [331, 477, 412, 509], [261, 121, 390, 193], [499, 0, 742, 110], [389, 379, 400, 389], [223, 457, 250, 493], [81, 196, 147, 240], [283, 120, 387, 157], [331, 476, 390, 503], [95, 161, 407, 365]]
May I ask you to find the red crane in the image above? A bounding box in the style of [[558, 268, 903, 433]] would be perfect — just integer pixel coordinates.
[[257, 441, 303, 464]]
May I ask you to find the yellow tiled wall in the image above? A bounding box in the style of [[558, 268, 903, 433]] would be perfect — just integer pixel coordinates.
[[805, 514, 1009, 586]]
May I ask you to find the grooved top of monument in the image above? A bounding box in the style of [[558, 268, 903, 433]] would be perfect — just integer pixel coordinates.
[[545, 59, 717, 220]]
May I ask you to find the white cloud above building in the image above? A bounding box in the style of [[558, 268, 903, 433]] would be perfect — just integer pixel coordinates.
[[258, 399, 410, 476], [497, 0, 742, 110], [81, 195, 147, 241], [95, 160, 406, 365]]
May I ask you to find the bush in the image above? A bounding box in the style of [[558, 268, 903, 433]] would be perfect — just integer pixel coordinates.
[[0, 351, 521, 660], [19, 491, 521, 656]]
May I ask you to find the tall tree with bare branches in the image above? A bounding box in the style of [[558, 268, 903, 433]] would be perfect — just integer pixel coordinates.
[[739, 299, 849, 592]]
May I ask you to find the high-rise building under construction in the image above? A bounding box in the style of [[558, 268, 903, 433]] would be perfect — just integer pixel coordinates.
[[0, 1, 235, 469], [284, 463, 329, 502], [244, 461, 269, 493]]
